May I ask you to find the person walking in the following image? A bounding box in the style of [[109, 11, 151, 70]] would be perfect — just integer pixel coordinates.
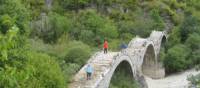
[[85, 64, 93, 80], [103, 39, 108, 54], [120, 42, 127, 50]]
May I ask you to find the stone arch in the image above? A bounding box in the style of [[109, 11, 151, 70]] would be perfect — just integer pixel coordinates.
[[149, 31, 167, 79], [109, 60, 136, 88], [99, 55, 147, 88], [141, 43, 157, 79], [127, 37, 158, 79], [155, 34, 167, 79]]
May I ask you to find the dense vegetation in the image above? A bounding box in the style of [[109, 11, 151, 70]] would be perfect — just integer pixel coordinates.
[[0, 0, 200, 88]]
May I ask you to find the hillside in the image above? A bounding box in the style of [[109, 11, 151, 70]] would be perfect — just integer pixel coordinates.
[[0, 0, 200, 88]]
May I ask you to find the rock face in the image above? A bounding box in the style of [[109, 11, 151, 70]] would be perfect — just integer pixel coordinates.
[[45, 0, 53, 10], [69, 31, 167, 88]]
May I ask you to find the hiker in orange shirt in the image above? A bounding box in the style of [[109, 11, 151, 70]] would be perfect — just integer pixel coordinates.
[[103, 39, 108, 54]]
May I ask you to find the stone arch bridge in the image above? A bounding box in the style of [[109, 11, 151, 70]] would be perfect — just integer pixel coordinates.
[[69, 31, 167, 88]]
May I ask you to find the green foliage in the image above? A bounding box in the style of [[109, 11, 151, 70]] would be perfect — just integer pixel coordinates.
[[180, 15, 200, 42], [166, 27, 181, 48], [68, 9, 118, 46], [109, 71, 139, 88], [26, 52, 65, 88], [150, 9, 165, 31], [31, 12, 72, 43], [191, 50, 200, 66], [185, 33, 200, 50], [164, 44, 190, 73], [109, 39, 121, 51], [0, 25, 65, 88], [79, 30, 95, 45], [45, 13, 71, 43], [0, 15, 14, 34], [0, 25, 19, 62], [0, 0, 30, 34], [0, 50, 66, 88], [109, 61, 139, 88], [62, 41, 92, 65], [187, 74, 200, 87], [131, 16, 154, 37], [61, 63, 81, 83], [57, 0, 90, 11], [185, 33, 200, 65], [22, 0, 45, 19]]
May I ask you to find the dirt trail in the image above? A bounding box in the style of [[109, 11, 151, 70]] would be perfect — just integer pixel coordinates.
[[145, 69, 200, 88]]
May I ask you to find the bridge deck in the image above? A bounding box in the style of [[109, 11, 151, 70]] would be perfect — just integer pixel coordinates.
[[69, 52, 118, 88]]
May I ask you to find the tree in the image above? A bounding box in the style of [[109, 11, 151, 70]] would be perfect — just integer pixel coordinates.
[[166, 27, 181, 48], [63, 41, 91, 65], [58, 0, 90, 11], [0, 0, 30, 34], [150, 9, 165, 31], [185, 33, 200, 50], [0, 15, 14, 34], [164, 44, 190, 73], [70, 9, 119, 45], [79, 30, 95, 45], [31, 12, 71, 43], [180, 15, 200, 42]]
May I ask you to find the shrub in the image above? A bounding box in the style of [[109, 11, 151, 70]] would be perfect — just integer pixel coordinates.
[[0, 50, 66, 88], [185, 33, 200, 50], [31, 12, 72, 43], [0, 0, 30, 34], [191, 50, 200, 66], [62, 41, 92, 65], [187, 74, 200, 87], [180, 15, 200, 42], [0, 15, 14, 34], [164, 44, 190, 73], [109, 39, 121, 51], [79, 30, 95, 46], [166, 27, 181, 48], [27, 51, 65, 88], [69, 9, 119, 45], [150, 9, 165, 31], [61, 63, 81, 83]]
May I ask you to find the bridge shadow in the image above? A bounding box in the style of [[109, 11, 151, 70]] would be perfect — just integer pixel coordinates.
[[109, 61, 139, 88]]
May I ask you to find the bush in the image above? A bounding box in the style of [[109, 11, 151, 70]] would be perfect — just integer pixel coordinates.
[[79, 30, 95, 46], [61, 63, 81, 83], [57, 0, 90, 11], [185, 33, 200, 50], [0, 0, 30, 34], [191, 50, 200, 66], [0, 15, 14, 34], [69, 9, 119, 45], [26, 51, 65, 88], [31, 12, 72, 43], [164, 44, 191, 73], [0, 50, 66, 88], [187, 74, 200, 87], [150, 9, 165, 31], [62, 41, 92, 65], [109, 39, 121, 51], [166, 27, 181, 48], [180, 15, 200, 42]]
